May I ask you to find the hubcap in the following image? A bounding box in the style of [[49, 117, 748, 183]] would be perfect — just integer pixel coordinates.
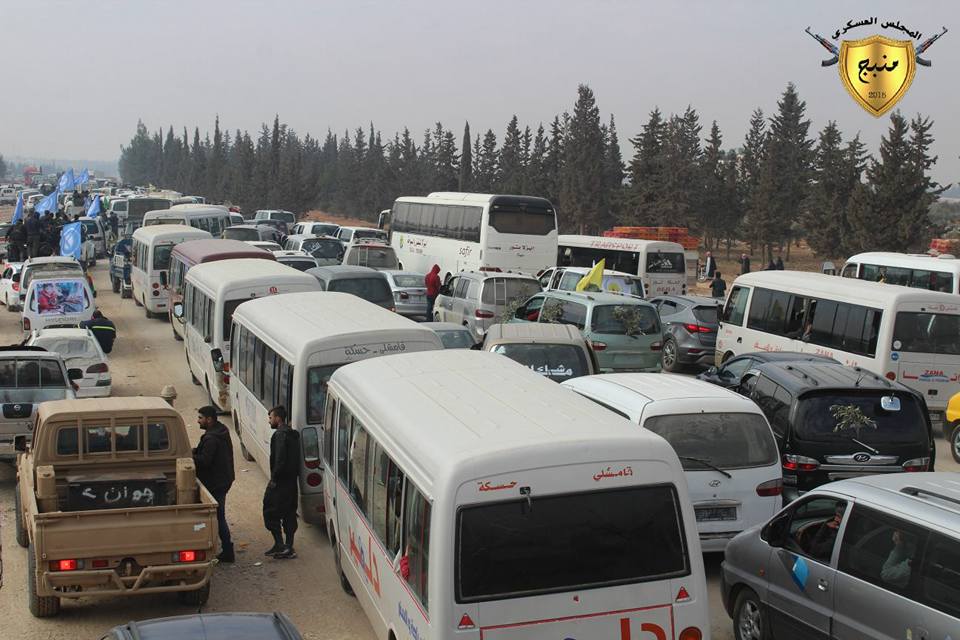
[[953, 430, 960, 459], [738, 599, 762, 640], [663, 341, 676, 367]]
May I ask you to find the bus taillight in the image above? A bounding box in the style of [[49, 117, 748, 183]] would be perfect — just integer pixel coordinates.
[[306, 473, 322, 487]]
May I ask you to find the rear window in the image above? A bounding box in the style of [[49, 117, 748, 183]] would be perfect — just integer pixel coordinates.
[[346, 245, 398, 269], [392, 274, 425, 288], [153, 243, 174, 270], [487, 205, 556, 236], [692, 305, 720, 325], [436, 329, 475, 349], [353, 229, 387, 242], [81, 220, 100, 235], [492, 343, 590, 381], [223, 228, 259, 241], [893, 311, 960, 355], [281, 259, 317, 272], [481, 277, 541, 306], [795, 391, 928, 444], [328, 277, 392, 303], [311, 224, 340, 236], [303, 238, 341, 258], [31, 338, 98, 359], [0, 357, 68, 402], [643, 413, 778, 470], [591, 304, 660, 336], [645, 252, 686, 274], [456, 485, 689, 602]]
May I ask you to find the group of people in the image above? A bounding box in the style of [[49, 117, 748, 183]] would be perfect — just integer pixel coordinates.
[[5, 190, 121, 262], [193, 404, 300, 563], [704, 251, 787, 298]]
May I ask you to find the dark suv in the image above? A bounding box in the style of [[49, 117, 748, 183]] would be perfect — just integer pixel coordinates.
[[737, 361, 935, 502], [649, 294, 721, 372]]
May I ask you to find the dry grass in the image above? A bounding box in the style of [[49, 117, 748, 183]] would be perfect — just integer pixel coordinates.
[[301, 209, 376, 228]]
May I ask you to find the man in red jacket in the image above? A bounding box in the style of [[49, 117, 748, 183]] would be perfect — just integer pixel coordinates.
[[424, 264, 441, 320]]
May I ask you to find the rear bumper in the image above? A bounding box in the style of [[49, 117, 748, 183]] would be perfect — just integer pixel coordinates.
[[300, 492, 325, 524], [698, 530, 741, 553], [41, 561, 213, 598], [395, 302, 427, 317]]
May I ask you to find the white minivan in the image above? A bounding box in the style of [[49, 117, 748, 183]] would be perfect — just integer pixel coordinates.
[[563, 373, 782, 552]]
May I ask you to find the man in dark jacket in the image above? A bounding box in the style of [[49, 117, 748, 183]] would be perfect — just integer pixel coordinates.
[[80, 310, 116, 353], [424, 264, 441, 320], [6, 220, 26, 262], [193, 406, 236, 563], [263, 406, 300, 559], [25, 213, 40, 258]]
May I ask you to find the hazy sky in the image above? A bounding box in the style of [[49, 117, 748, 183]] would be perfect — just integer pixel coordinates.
[[2, 0, 958, 183]]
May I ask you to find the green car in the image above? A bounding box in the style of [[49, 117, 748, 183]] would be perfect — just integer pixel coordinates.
[[510, 290, 662, 372]]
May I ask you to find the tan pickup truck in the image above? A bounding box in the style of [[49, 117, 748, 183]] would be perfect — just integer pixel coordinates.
[[14, 397, 218, 617]]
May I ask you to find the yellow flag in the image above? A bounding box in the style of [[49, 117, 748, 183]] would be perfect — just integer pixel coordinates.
[[575, 259, 605, 292]]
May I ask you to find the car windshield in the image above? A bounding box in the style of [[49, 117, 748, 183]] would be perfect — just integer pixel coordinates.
[[643, 413, 778, 470], [311, 224, 339, 236], [436, 329, 475, 349], [492, 343, 589, 381], [892, 311, 960, 355], [346, 246, 398, 269], [480, 278, 541, 306], [392, 274, 424, 288], [591, 304, 660, 336], [303, 238, 341, 258], [456, 485, 688, 602], [328, 277, 392, 303], [692, 305, 720, 324], [153, 243, 174, 270], [223, 228, 259, 241], [353, 229, 387, 242], [645, 252, 686, 274], [795, 391, 928, 444]]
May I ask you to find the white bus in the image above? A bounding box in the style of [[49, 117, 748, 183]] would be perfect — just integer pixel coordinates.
[[841, 251, 960, 294], [558, 235, 688, 296], [143, 204, 233, 237], [389, 192, 558, 280], [321, 349, 708, 640], [716, 270, 960, 426], [229, 292, 443, 524], [178, 260, 321, 412], [131, 224, 212, 318]]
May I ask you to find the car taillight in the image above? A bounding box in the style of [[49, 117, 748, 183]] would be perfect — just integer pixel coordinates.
[[23, 317, 30, 330], [306, 472, 322, 487], [885, 371, 897, 380], [783, 454, 819, 471], [175, 550, 205, 563], [650, 341, 662, 351], [756, 478, 783, 496], [902, 457, 930, 472], [86, 363, 108, 373], [589, 340, 607, 351], [50, 559, 80, 571], [475, 309, 495, 319], [683, 323, 713, 333], [679, 628, 702, 640]]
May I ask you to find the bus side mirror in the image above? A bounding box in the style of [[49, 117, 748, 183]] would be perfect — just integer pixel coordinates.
[[211, 348, 224, 372], [173, 303, 184, 320], [159, 271, 168, 287]]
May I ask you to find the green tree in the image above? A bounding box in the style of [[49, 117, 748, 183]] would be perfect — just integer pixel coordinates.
[[603, 114, 625, 230], [525, 124, 549, 197], [626, 108, 666, 224], [118, 120, 156, 186], [699, 121, 725, 248], [474, 130, 499, 192], [559, 84, 607, 233], [500, 115, 524, 193], [657, 107, 702, 227], [0, 153, 6, 180], [544, 114, 567, 208], [459, 122, 472, 191]]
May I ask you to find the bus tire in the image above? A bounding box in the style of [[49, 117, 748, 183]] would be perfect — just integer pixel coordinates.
[[334, 539, 355, 596], [951, 422, 960, 464], [144, 302, 154, 319], [15, 483, 29, 548], [111, 277, 120, 293], [27, 544, 60, 618]]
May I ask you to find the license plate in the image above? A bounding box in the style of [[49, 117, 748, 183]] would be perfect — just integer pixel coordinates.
[[696, 506, 737, 522]]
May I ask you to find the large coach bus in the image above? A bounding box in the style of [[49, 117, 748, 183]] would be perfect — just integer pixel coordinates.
[[229, 292, 442, 523], [321, 349, 708, 640], [557, 235, 688, 296], [389, 192, 557, 280], [716, 271, 960, 431], [841, 252, 960, 294]]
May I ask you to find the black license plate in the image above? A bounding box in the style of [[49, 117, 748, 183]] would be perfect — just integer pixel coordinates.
[[696, 506, 737, 522]]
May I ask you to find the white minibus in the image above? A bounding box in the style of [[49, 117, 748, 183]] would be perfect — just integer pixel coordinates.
[[389, 192, 558, 280], [558, 235, 688, 296], [131, 224, 212, 318], [143, 204, 233, 237], [229, 291, 443, 524], [178, 260, 321, 413], [717, 270, 960, 429], [841, 251, 960, 294], [322, 349, 709, 640]]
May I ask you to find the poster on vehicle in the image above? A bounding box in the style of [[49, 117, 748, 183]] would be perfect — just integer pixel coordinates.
[[36, 280, 87, 315]]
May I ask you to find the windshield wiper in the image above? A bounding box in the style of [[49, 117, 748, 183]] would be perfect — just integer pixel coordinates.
[[850, 437, 879, 455], [679, 456, 733, 478]]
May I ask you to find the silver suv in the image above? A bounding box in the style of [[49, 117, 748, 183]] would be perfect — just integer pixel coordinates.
[[722, 472, 960, 639], [433, 271, 541, 340]]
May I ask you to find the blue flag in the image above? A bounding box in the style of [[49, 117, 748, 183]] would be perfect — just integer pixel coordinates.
[[11, 192, 24, 224], [58, 169, 76, 192], [60, 222, 82, 259], [76, 169, 89, 185], [87, 195, 101, 218], [35, 189, 60, 215]]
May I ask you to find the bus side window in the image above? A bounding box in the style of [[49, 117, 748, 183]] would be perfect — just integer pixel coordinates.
[[722, 286, 750, 326], [841, 263, 859, 279], [336, 406, 353, 486], [349, 422, 371, 515], [403, 483, 431, 610], [322, 395, 337, 466], [371, 442, 405, 554]]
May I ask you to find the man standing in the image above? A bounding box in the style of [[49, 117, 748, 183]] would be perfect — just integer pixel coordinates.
[[703, 251, 716, 279], [193, 406, 236, 563], [424, 264, 441, 320], [263, 406, 300, 559], [739, 253, 751, 275], [25, 212, 40, 258], [710, 271, 727, 299], [80, 310, 116, 353]]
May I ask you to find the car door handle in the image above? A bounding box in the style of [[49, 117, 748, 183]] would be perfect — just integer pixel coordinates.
[[817, 579, 829, 592]]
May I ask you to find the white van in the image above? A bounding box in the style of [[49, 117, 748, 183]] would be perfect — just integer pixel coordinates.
[[229, 291, 443, 523], [178, 260, 322, 412], [562, 373, 782, 552], [22, 275, 94, 332], [143, 204, 233, 237], [322, 349, 709, 640], [131, 224, 212, 319]]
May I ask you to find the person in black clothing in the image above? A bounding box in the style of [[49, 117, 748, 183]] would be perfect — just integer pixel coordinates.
[[193, 406, 236, 563], [710, 271, 727, 299], [80, 310, 116, 353], [766, 259, 777, 270], [776, 256, 785, 270], [807, 504, 845, 563], [263, 405, 300, 559], [6, 221, 26, 262], [739, 253, 751, 275], [25, 213, 40, 258]]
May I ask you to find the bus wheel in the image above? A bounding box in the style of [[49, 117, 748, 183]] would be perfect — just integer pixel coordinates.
[[133, 290, 142, 306], [334, 540, 355, 596]]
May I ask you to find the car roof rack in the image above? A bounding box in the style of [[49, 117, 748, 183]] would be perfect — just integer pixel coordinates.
[[900, 485, 960, 510]]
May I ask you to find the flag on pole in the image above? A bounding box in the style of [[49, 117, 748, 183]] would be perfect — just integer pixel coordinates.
[[87, 195, 101, 218], [575, 259, 606, 292], [35, 189, 60, 215], [58, 169, 76, 192], [76, 169, 90, 185], [11, 192, 24, 224], [60, 222, 82, 259]]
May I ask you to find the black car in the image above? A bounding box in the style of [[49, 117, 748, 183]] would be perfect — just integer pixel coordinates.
[[649, 294, 721, 372], [697, 350, 837, 389], [736, 360, 935, 502], [102, 612, 303, 640]]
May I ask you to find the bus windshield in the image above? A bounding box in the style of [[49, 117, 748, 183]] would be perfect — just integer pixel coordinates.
[[893, 311, 960, 355], [456, 485, 689, 602], [488, 207, 556, 235], [645, 252, 686, 274]]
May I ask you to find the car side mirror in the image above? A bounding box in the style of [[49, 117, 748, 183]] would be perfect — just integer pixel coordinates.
[[12, 273, 20, 283], [761, 513, 790, 548], [173, 303, 184, 320], [159, 271, 168, 287], [439, 285, 451, 296], [14, 435, 27, 452], [211, 348, 224, 372], [67, 368, 83, 380]]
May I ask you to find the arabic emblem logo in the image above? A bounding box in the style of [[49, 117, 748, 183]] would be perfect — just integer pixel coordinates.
[[839, 35, 915, 116]]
